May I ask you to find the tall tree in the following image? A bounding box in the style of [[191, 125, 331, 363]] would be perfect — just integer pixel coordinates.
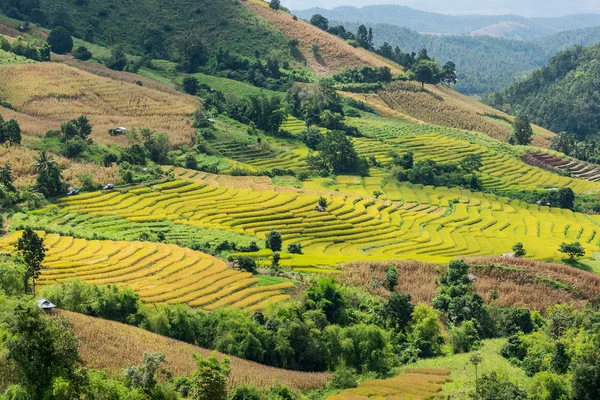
[[511, 115, 534, 145], [47, 26, 73, 54], [15, 228, 46, 295], [310, 14, 329, 31], [269, 0, 281, 10], [33, 151, 63, 197], [414, 63, 434, 90]]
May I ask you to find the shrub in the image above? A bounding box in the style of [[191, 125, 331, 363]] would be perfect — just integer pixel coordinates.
[[47, 26, 73, 54], [73, 46, 92, 60], [236, 256, 257, 274], [287, 243, 303, 254], [266, 231, 282, 252], [182, 77, 199, 95], [328, 364, 358, 390]]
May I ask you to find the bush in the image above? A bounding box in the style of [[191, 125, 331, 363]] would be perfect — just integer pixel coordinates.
[[266, 231, 282, 252], [47, 26, 73, 54], [236, 256, 257, 274], [72, 46, 92, 60], [287, 243, 303, 254], [328, 364, 358, 390], [182, 76, 199, 95]]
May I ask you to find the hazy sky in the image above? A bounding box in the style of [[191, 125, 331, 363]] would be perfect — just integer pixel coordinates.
[[283, 0, 600, 17]]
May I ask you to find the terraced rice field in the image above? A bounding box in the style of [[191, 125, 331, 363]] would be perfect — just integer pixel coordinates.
[[30, 179, 600, 267], [350, 129, 600, 194], [526, 151, 600, 182], [211, 139, 308, 171], [328, 368, 451, 400], [0, 231, 293, 310]]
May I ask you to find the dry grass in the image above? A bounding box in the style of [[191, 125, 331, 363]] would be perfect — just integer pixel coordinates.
[[376, 82, 554, 147], [0, 145, 120, 188], [244, 0, 402, 76], [0, 63, 198, 146], [58, 310, 331, 390], [328, 368, 450, 400], [339, 258, 600, 311]]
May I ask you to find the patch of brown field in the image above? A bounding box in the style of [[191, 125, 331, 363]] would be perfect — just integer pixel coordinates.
[[0, 106, 61, 136], [243, 0, 402, 76], [59, 57, 185, 96], [59, 310, 330, 390], [340, 92, 422, 122], [0, 63, 198, 146], [0, 145, 120, 188], [378, 82, 554, 147], [339, 258, 599, 311]]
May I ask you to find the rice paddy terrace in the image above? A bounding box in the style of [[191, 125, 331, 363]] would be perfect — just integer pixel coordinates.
[[0, 231, 293, 310], [22, 178, 600, 269], [525, 151, 600, 182]]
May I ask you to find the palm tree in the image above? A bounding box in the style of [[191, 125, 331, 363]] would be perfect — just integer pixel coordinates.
[[32, 150, 56, 173]]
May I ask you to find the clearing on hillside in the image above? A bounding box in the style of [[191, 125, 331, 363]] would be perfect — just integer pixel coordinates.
[[0, 63, 198, 146], [328, 368, 450, 399], [0, 231, 293, 310], [59, 310, 330, 390], [244, 0, 402, 76]]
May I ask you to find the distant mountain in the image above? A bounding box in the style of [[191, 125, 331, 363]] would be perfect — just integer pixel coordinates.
[[332, 21, 600, 95], [486, 42, 600, 139], [293, 5, 600, 40]]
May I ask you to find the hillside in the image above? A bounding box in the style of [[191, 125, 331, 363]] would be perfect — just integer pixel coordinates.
[[0, 63, 198, 146], [486, 42, 600, 139], [242, 0, 402, 76], [293, 5, 600, 39], [58, 310, 330, 390], [328, 21, 600, 94]]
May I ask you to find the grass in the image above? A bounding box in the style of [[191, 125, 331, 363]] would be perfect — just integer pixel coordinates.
[[185, 72, 280, 97], [59, 310, 330, 390], [0, 231, 293, 310], [405, 339, 529, 398], [0, 48, 34, 65], [0, 62, 198, 146]]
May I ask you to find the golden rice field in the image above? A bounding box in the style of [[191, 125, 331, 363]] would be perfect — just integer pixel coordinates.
[[32, 179, 600, 267], [328, 368, 451, 400], [0, 63, 198, 146], [0, 145, 121, 189], [244, 0, 402, 76], [0, 231, 293, 310], [60, 310, 330, 390]]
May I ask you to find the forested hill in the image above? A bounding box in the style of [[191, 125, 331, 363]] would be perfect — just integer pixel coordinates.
[[294, 5, 600, 39], [485, 43, 600, 139], [336, 21, 600, 95]]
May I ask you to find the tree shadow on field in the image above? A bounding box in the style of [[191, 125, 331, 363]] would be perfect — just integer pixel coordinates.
[[561, 258, 593, 272]]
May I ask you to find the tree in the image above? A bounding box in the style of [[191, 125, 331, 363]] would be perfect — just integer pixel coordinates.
[[107, 45, 128, 71], [39, 43, 51, 61], [310, 14, 329, 31], [266, 230, 282, 252], [236, 256, 257, 274], [382, 292, 413, 332], [511, 115, 534, 146], [183, 77, 199, 95], [33, 151, 63, 197], [6, 304, 82, 399], [47, 26, 73, 54], [441, 61, 457, 85], [72, 46, 92, 61], [470, 352, 482, 399], [557, 187, 575, 210], [124, 352, 169, 394], [189, 354, 230, 400], [460, 154, 482, 173], [287, 243, 303, 254], [0, 118, 22, 145], [384, 265, 398, 291], [269, 0, 281, 10], [477, 372, 528, 400], [558, 242, 585, 261], [356, 25, 370, 49], [0, 163, 16, 192], [301, 127, 323, 150], [308, 130, 369, 176], [16, 228, 46, 296], [318, 196, 328, 209], [271, 252, 280, 268], [177, 38, 208, 73], [550, 342, 570, 374], [512, 242, 526, 258], [414, 63, 434, 90]]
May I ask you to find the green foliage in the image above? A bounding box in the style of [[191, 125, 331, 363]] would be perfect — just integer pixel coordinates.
[[549, 342, 570, 374], [265, 231, 282, 252], [269, 0, 281, 10], [47, 26, 73, 54], [72, 45, 92, 60], [395, 157, 482, 191], [286, 243, 303, 254], [307, 130, 369, 176], [450, 320, 482, 354], [15, 228, 46, 296], [0, 256, 27, 296], [410, 304, 444, 358], [301, 127, 324, 150], [236, 256, 257, 274], [384, 265, 398, 291], [106, 45, 128, 71], [513, 242, 527, 258], [183, 76, 199, 95], [190, 354, 230, 400], [328, 363, 358, 390], [476, 372, 529, 400], [381, 292, 413, 333], [124, 352, 169, 395], [510, 115, 534, 145], [0, 116, 22, 146], [306, 278, 348, 325], [558, 242, 585, 260]]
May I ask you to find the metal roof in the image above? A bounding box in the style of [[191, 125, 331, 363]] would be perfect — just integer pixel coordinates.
[[36, 298, 57, 309]]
